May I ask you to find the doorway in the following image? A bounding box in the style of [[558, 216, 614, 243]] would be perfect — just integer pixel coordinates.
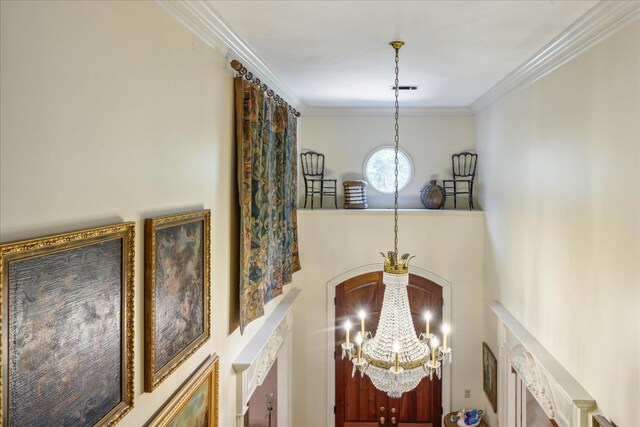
[[334, 271, 443, 427], [507, 368, 557, 427], [245, 362, 278, 427]]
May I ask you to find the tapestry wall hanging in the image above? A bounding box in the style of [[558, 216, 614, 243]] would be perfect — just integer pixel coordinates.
[[235, 76, 301, 332], [144, 210, 211, 392], [0, 223, 135, 426]]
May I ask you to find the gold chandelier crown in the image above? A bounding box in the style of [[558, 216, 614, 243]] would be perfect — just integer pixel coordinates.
[[380, 251, 414, 274]]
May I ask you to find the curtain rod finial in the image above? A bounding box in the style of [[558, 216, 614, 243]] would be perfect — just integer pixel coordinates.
[[230, 59, 242, 71]]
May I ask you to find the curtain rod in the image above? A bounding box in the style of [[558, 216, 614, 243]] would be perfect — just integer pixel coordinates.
[[230, 60, 301, 117]]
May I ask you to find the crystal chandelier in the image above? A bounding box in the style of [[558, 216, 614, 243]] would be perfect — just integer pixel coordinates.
[[341, 41, 452, 398]]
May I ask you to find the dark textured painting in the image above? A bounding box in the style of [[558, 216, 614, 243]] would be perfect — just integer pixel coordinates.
[[145, 210, 210, 391], [154, 220, 205, 369], [7, 240, 122, 426]]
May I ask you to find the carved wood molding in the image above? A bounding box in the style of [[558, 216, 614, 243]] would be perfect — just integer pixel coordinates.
[[472, 1, 640, 112], [155, 0, 302, 109], [511, 352, 555, 418], [491, 302, 596, 427], [232, 288, 300, 426], [254, 322, 289, 387]]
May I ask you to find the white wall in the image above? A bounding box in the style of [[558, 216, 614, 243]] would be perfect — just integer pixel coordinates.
[[0, 2, 294, 426], [291, 209, 484, 426], [476, 20, 640, 427], [300, 112, 476, 208]]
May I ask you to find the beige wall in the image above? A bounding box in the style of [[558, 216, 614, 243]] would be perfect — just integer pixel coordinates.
[[476, 21, 640, 427], [300, 114, 475, 208], [291, 210, 485, 426], [0, 2, 293, 426]]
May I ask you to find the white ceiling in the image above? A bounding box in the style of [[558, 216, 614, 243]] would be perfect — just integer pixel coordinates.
[[210, 1, 598, 108]]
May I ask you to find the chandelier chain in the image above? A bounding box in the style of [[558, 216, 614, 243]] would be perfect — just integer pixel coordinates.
[[342, 41, 452, 398], [393, 46, 400, 257]]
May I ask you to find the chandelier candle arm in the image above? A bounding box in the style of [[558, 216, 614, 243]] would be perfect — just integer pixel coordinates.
[[442, 324, 449, 349], [431, 337, 438, 366], [359, 310, 366, 337], [356, 333, 363, 364], [424, 311, 431, 337], [345, 320, 351, 347]]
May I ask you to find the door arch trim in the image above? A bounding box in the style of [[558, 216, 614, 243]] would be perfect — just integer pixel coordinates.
[[326, 264, 452, 427]]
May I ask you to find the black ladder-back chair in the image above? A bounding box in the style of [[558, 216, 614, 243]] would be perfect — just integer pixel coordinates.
[[442, 152, 478, 210], [300, 151, 338, 209]]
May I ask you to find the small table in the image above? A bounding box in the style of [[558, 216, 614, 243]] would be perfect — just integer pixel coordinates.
[[444, 412, 487, 427]]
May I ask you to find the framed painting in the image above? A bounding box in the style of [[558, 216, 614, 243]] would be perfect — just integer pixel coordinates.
[[483, 342, 497, 413], [0, 223, 135, 426], [146, 354, 219, 427], [145, 210, 211, 391], [593, 415, 615, 427]]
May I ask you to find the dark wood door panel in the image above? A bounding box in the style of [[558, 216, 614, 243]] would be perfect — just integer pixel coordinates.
[[345, 374, 378, 421], [336, 272, 385, 426], [393, 379, 432, 421], [345, 423, 380, 427]]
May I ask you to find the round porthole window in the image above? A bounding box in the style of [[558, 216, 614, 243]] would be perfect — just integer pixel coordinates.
[[364, 146, 413, 193]]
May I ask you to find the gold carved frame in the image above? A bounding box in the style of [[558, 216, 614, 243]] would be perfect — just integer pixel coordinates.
[[593, 415, 615, 427], [146, 354, 219, 427], [0, 223, 136, 426], [144, 210, 211, 391], [483, 342, 498, 413]]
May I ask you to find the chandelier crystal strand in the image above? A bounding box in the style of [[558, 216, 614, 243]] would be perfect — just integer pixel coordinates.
[[341, 41, 452, 398]]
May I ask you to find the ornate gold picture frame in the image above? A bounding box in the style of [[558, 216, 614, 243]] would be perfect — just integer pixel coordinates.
[[146, 354, 219, 427], [593, 415, 615, 427], [0, 223, 135, 426], [145, 210, 211, 391], [483, 342, 497, 413]]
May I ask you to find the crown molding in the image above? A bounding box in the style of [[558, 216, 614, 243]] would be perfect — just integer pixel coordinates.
[[156, 0, 303, 109], [157, 1, 638, 116], [303, 106, 474, 118], [471, 1, 640, 113]]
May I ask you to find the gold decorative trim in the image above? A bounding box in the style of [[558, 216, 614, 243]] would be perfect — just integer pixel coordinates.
[[380, 251, 414, 274], [0, 222, 136, 426], [144, 210, 212, 392], [364, 353, 431, 370], [146, 354, 220, 427]]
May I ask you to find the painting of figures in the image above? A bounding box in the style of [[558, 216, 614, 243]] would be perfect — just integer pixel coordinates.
[[146, 354, 218, 427], [0, 223, 135, 427], [145, 210, 211, 391]]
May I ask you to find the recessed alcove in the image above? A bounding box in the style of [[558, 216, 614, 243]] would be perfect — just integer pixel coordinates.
[[292, 208, 485, 425]]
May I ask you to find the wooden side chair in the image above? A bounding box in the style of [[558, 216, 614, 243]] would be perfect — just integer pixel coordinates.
[[442, 152, 478, 210], [300, 151, 338, 209]]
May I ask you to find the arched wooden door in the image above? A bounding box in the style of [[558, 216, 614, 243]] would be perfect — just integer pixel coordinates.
[[335, 272, 443, 427]]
